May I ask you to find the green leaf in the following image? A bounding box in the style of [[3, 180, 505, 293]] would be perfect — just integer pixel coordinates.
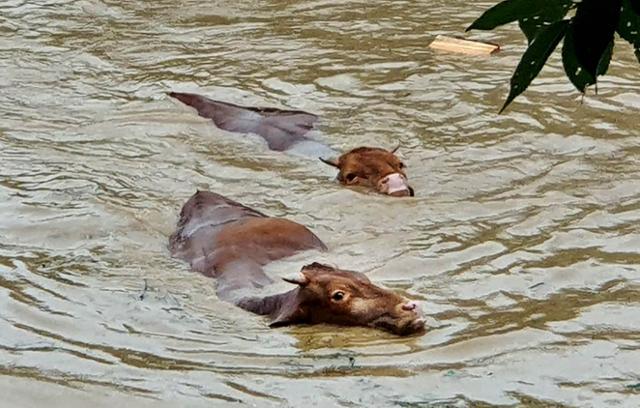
[[596, 40, 614, 76], [562, 25, 614, 94], [468, 0, 568, 31], [562, 27, 596, 93], [518, 1, 573, 43], [617, 0, 640, 47], [500, 20, 569, 113], [572, 0, 622, 78]]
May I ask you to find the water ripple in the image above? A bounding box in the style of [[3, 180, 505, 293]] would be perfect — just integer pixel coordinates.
[[1, 0, 639, 406]]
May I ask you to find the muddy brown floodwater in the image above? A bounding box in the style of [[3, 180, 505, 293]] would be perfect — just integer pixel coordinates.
[[1, 0, 639, 407]]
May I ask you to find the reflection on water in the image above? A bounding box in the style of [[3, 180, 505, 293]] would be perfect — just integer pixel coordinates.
[[1, 0, 639, 406]]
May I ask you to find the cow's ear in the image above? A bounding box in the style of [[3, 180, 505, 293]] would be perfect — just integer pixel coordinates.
[[269, 302, 307, 327], [270, 279, 310, 327]]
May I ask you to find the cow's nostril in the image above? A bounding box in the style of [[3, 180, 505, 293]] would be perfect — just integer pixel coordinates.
[[402, 301, 417, 311], [380, 177, 389, 185]]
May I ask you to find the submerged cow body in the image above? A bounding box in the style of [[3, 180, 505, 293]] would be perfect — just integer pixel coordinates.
[[169, 190, 425, 335], [168, 92, 414, 197]]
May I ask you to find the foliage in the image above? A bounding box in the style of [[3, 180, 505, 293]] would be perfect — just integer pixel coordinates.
[[467, 0, 640, 112]]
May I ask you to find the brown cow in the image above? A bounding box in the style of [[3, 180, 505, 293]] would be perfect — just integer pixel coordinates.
[[319, 146, 413, 197], [168, 92, 414, 197], [169, 190, 425, 335]]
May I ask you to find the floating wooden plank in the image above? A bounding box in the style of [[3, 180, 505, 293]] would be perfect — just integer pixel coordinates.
[[429, 35, 500, 56]]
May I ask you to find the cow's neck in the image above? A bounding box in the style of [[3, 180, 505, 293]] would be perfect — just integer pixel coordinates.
[[211, 259, 304, 323]]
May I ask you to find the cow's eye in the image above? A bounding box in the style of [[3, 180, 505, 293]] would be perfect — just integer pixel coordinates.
[[345, 173, 357, 182], [398, 162, 405, 169], [331, 291, 345, 301]]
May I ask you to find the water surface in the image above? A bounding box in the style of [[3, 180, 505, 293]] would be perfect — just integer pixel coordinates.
[[1, 0, 639, 406]]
